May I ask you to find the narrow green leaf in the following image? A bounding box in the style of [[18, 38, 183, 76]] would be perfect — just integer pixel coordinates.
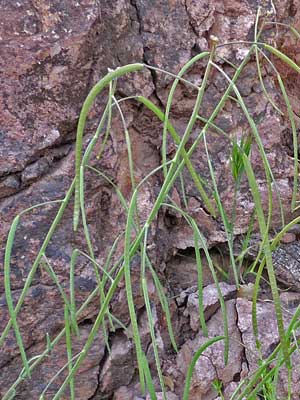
[[142, 352, 157, 400], [64, 305, 75, 400], [277, 73, 298, 211], [74, 63, 144, 230], [183, 336, 224, 400], [263, 44, 300, 74], [242, 152, 290, 369], [4, 215, 30, 377]]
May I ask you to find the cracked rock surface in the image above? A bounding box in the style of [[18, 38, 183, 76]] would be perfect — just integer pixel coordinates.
[[1, 0, 300, 398]]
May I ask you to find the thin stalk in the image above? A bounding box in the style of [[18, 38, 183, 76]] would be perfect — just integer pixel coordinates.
[[74, 63, 144, 230], [256, 46, 299, 213], [147, 260, 178, 352], [123, 190, 145, 392], [242, 153, 290, 368], [196, 116, 230, 139], [142, 352, 157, 400], [69, 250, 79, 336], [38, 352, 81, 399], [263, 44, 300, 74], [164, 202, 229, 358], [64, 305, 75, 400], [79, 165, 112, 345], [277, 74, 299, 211], [161, 51, 209, 178], [179, 171, 188, 208], [41, 255, 73, 316], [2, 253, 123, 398], [254, 8, 283, 114], [203, 133, 239, 288], [136, 96, 213, 214], [145, 64, 202, 90], [0, 185, 74, 347], [141, 226, 167, 400], [183, 336, 224, 400], [0, 107, 108, 347], [113, 96, 136, 191], [264, 21, 300, 39], [4, 215, 30, 377], [96, 80, 115, 159]]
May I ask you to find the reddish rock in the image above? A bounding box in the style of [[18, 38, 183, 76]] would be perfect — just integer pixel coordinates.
[[113, 386, 135, 400], [237, 293, 300, 399], [280, 232, 296, 244], [0, 0, 300, 398], [0, 324, 105, 400], [185, 282, 237, 331], [99, 333, 135, 397], [176, 300, 243, 399], [146, 392, 179, 400], [0, 280, 100, 368]]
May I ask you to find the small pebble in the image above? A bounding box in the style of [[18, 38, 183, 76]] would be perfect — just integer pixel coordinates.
[[237, 283, 255, 300], [280, 232, 296, 244]]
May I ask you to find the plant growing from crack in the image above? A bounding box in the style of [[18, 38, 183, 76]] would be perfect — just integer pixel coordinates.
[[2, 7, 300, 400], [212, 378, 225, 400]]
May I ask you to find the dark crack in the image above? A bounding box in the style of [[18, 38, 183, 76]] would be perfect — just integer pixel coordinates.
[[183, 0, 199, 39], [129, 0, 165, 106], [0, 142, 73, 199], [235, 300, 250, 375], [130, 0, 142, 35], [88, 334, 111, 400]]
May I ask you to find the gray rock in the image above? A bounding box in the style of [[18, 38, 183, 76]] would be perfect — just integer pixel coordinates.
[[0, 324, 105, 400], [21, 158, 50, 184], [0, 0, 300, 398], [185, 282, 237, 331], [237, 293, 300, 399], [177, 300, 243, 399], [113, 386, 135, 400], [146, 392, 179, 400], [99, 334, 135, 396], [0, 175, 21, 198]]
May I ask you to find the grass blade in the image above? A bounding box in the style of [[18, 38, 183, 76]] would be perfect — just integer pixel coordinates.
[[161, 51, 209, 177], [74, 63, 144, 230], [277, 73, 299, 211], [124, 190, 145, 393], [0, 181, 75, 347], [183, 336, 224, 400], [136, 96, 215, 216], [64, 305, 75, 400], [69, 250, 79, 336], [242, 152, 290, 368], [163, 202, 228, 360], [147, 262, 178, 353], [263, 44, 300, 74], [141, 226, 167, 400], [142, 352, 157, 400], [4, 215, 30, 377]]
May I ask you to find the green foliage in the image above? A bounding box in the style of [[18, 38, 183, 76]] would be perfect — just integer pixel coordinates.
[[1, 8, 300, 400], [183, 336, 225, 400], [230, 135, 252, 183], [212, 378, 225, 399]]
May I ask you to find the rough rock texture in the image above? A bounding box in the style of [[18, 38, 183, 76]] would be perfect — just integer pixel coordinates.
[[184, 282, 237, 331], [176, 299, 244, 399], [0, 324, 105, 399], [0, 0, 300, 399], [0, 280, 100, 367], [237, 292, 300, 400]]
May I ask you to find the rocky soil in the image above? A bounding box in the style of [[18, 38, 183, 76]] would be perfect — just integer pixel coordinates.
[[0, 0, 300, 399]]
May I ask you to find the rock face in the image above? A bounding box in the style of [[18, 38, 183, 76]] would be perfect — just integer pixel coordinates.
[[237, 293, 300, 400], [177, 299, 244, 399], [0, 0, 300, 399], [0, 324, 105, 399]]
